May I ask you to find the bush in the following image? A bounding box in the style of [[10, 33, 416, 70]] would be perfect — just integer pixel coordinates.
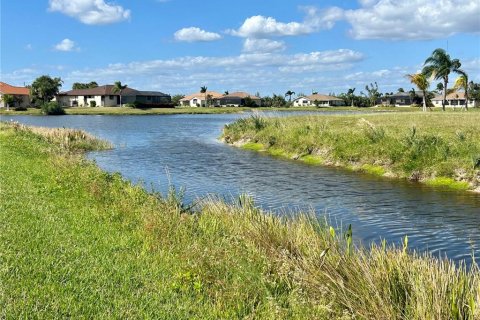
[[14, 105, 28, 111], [41, 102, 65, 115], [89, 101, 97, 108]]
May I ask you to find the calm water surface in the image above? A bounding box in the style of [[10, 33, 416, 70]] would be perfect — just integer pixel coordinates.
[[4, 113, 480, 265]]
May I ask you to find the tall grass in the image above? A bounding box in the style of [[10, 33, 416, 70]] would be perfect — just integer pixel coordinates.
[[1, 122, 479, 318], [223, 112, 480, 191]]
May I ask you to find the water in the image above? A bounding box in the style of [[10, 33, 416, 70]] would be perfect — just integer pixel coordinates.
[[3, 113, 480, 265]]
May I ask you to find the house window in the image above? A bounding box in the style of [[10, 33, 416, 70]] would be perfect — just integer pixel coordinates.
[[147, 96, 151, 101], [109, 95, 114, 99]]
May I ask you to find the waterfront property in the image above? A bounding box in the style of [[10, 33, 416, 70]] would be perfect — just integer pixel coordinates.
[[380, 91, 424, 106], [179, 91, 223, 107], [56, 85, 171, 107], [0, 82, 31, 109], [432, 91, 478, 108], [218, 91, 262, 107], [292, 94, 345, 107]]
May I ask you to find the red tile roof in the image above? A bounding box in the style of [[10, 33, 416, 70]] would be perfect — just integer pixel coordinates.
[[0, 82, 30, 95]]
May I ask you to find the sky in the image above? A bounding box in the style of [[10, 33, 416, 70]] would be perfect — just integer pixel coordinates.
[[1, 0, 479, 96]]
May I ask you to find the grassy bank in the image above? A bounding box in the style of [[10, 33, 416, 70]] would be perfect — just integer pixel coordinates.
[[223, 112, 480, 192], [0, 105, 426, 116], [1, 122, 479, 318]]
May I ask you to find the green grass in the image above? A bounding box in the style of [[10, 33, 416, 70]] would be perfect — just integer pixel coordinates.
[[223, 112, 480, 192], [426, 177, 470, 191], [1, 122, 479, 318], [241, 142, 264, 151]]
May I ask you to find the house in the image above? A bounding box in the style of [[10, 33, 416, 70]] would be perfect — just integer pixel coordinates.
[[431, 92, 477, 108], [292, 94, 344, 107], [380, 91, 424, 106], [0, 82, 31, 109], [218, 92, 262, 107], [179, 91, 223, 107], [56, 85, 171, 107]]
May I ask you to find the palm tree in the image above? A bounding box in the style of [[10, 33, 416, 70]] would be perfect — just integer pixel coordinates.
[[285, 90, 295, 102], [347, 88, 356, 107], [407, 73, 430, 112], [224, 90, 229, 96], [200, 86, 208, 107], [112, 81, 127, 107], [436, 82, 444, 94], [454, 70, 469, 111], [422, 48, 462, 111]]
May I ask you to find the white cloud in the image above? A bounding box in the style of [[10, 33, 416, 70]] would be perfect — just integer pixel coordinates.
[[229, 7, 343, 38], [242, 38, 286, 53], [174, 27, 222, 42], [229, 15, 312, 38], [345, 0, 480, 40], [54, 38, 77, 51], [48, 0, 131, 25]]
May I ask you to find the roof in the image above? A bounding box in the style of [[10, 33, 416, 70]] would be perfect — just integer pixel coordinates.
[[386, 91, 424, 98], [432, 92, 466, 100], [296, 94, 342, 101], [180, 91, 223, 101], [0, 82, 30, 95], [220, 91, 261, 100], [59, 85, 137, 96], [136, 90, 169, 96]]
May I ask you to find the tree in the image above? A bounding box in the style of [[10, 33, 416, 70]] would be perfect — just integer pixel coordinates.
[[171, 94, 185, 106], [30, 75, 63, 105], [436, 82, 443, 93], [346, 88, 356, 107], [453, 71, 469, 110], [1, 94, 14, 111], [72, 81, 98, 90], [468, 82, 480, 108], [285, 90, 295, 102], [112, 81, 127, 107], [407, 73, 430, 112], [365, 82, 381, 107], [398, 88, 405, 92], [206, 94, 213, 107], [224, 90, 229, 96], [422, 48, 462, 111], [200, 86, 207, 107], [408, 88, 418, 105]]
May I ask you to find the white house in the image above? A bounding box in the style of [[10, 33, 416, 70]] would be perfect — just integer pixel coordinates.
[[0, 82, 31, 109], [293, 94, 344, 107], [432, 92, 478, 108], [179, 91, 223, 107], [57, 85, 170, 107]]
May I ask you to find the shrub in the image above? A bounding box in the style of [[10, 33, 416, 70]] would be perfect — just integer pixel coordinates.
[[41, 102, 65, 115], [14, 105, 28, 111], [89, 101, 97, 108]]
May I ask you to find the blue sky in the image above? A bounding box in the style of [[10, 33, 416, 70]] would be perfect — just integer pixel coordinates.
[[1, 0, 479, 96]]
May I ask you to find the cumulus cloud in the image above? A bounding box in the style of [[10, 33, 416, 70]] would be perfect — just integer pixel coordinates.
[[242, 38, 286, 53], [58, 49, 365, 94], [48, 0, 131, 25], [345, 0, 480, 40], [54, 38, 77, 51], [174, 27, 222, 42]]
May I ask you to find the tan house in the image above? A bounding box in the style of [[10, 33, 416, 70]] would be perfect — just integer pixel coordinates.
[[218, 92, 261, 107], [57, 85, 170, 107], [293, 94, 344, 107], [179, 91, 223, 107], [432, 92, 477, 108], [0, 82, 31, 109]]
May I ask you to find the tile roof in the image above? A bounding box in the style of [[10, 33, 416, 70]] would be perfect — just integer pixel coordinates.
[[432, 92, 466, 100], [59, 85, 137, 96], [221, 91, 261, 99], [0, 82, 30, 95], [180, 91, 223, 101]]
